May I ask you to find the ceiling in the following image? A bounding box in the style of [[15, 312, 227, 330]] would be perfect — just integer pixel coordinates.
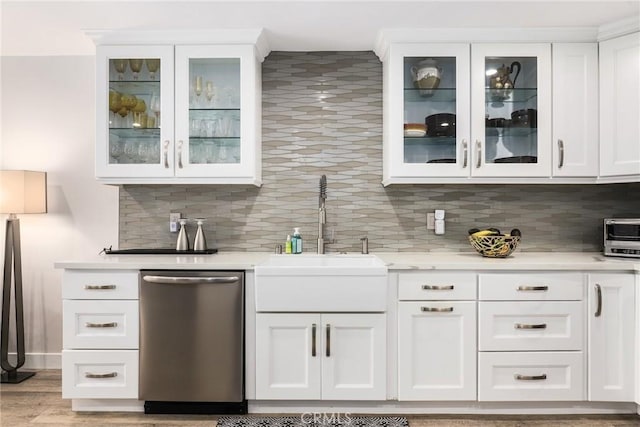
[[1, 1, 639, 56]]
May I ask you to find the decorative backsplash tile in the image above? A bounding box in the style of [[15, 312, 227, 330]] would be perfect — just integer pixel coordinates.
[[119, 51, 640, 253]]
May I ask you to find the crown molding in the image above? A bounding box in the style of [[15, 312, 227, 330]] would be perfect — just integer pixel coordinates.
[[84, 29, 271, 62], [374, 27, 598, 61], [598, 16, 640, 42]]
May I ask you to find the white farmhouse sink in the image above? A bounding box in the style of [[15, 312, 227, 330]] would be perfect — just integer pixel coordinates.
[[254, 254, 388, 312]]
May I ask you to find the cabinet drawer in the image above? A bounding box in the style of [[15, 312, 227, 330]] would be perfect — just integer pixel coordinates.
[[478, 351, 585, 401], [398, 272, 476, 300], [62, 350, 138, 399], [479, 301, 583, 351], [63, 300, 139, 349], [63, 270, 139, 300], [479, 273, 584, 301]]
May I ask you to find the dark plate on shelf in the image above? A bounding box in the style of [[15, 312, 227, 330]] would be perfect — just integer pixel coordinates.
[[103, 248, 218, 255], [425, 113, 456, 137], [427, 158, 456, 163], [493, 156, 538, 164]]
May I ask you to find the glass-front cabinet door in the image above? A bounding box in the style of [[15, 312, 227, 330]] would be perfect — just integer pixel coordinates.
[[471, 44, 551, 177], [384, 44, 470, 184], [96, 45, 175, 179], [175, 45, 260, 182]]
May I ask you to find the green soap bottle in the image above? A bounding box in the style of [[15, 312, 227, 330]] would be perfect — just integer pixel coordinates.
[[285, 235, 292, 254]]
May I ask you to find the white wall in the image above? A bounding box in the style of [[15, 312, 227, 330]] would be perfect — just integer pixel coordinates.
[[0, 56, 119, 368]]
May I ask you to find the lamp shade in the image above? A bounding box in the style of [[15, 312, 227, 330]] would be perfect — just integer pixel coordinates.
[[0, 170, 47, 214]]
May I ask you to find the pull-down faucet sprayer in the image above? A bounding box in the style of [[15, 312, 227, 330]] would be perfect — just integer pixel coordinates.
[[317, 175, 328, 254]]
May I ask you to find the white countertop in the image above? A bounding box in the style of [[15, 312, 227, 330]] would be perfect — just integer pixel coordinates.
[[54, 251, 640, 272]]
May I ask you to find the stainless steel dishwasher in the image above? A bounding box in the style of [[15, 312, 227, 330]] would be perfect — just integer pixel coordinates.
[[139, 270, 245, 414]]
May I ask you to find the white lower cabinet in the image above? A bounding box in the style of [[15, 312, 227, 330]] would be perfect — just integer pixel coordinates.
[[398, 301, 476, 400], [61, 269, 140, 400], [588, 273, 636, 402], [255, 313, 386, 400]]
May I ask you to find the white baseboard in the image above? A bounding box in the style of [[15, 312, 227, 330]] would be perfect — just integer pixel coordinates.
[[3, 352, 61, 370]]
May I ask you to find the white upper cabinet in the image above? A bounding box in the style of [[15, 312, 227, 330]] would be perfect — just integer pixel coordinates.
[[92, 31, 266, 185], [382, 43, 471, 183], [471, 43, 552, 178], [552, 43, 599, 177], [599, 32, 640, 179]]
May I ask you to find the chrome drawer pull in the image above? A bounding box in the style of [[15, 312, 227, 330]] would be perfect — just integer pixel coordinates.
[[514, 374, 547, 381], [421, 307, 454, 312], [311, 323, 317, 357], [85, 372, 118, 379], [515, 323, 547, 329], [84, 285, 116, 290], [422, 285, 454, 290], [594, 284, 602, 317], [517, 285, 549, 291], [326, 324, 331, 357], [85, 322, 118, 328]]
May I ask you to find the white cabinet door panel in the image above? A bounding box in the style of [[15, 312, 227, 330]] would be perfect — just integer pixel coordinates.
[[599, 32, 640, 177], [398, 301, 476, 400], [552, 43, 598, 177], [322, 314, 386, 400], [255, 313, 321, 400], [588, 273, 635, 402]]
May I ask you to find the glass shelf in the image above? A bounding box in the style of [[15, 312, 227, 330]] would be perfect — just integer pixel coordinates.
[[485, 88, 537, 104], [404, 136, 456, 145], [189, 137, 241, 141], [109, 81, 161, 93], [486, 128, 538, 138], [109, 128, 160, 139], [404, 88, 457, 103]]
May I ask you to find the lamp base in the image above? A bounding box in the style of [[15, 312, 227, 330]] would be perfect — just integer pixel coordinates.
[[1, 370, 35, 383]]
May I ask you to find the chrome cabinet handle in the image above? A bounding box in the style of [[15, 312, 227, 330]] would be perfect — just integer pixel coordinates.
[[421, 306, 454, 312], [462, 139, 468, 168], [558, 139, 565, 169], [422, 285, 454, 291], [85, 372, 117, 379], [515, 374, 547, 381], [177, 140, 184, 169], [85, 322, 118, 328], [475, 140, 482, 168], [84, 285, 116, 290], [163, 140, 170, 168], [326, 324, 331, 357], [515, 323, 547, 329], [595, 284, 602, 317], [311, 323, 317, 357], [517, 285, 549, 292]]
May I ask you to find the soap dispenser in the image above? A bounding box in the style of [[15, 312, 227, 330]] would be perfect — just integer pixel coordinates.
[[194, 219, 207, 251], [176, 219, 190, 251]]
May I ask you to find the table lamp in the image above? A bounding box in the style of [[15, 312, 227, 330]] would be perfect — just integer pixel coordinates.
[[0, 170, 47, 383]]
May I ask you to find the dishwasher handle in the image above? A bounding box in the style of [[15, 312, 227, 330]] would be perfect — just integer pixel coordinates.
[[142, 275, 240, 285]]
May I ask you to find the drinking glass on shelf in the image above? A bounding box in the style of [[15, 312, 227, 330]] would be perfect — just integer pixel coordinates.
[[145, 59, 160, 80], [109, 141, 123, 163], [129, 59, 143, 80], [123, 140, 139, 163], [149, 93, 161, 127], [205, 81, 216, 106], [113, 59, 127, 80], [190, 119, 202, 137], [194, 76, 203, 106], [205, 119, 217, 138], [108, 90, 122, 126]]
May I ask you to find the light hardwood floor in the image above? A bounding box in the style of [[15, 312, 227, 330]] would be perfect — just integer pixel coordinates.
[[1, 370, 639, 426]]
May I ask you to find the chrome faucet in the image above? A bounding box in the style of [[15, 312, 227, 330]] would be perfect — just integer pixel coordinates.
[[317, 175, 328, 254]]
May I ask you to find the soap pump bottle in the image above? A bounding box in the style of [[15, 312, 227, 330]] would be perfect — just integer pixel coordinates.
[[293, 227, 303, 254], [176, 219, 189, 251], [194, 219, 207, 251]]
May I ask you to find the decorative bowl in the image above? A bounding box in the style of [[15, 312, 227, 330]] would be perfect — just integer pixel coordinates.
[[468, 235, 520, 258]]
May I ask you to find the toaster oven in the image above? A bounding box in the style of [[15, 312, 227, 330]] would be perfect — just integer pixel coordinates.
[[603, 218, 640, 258]]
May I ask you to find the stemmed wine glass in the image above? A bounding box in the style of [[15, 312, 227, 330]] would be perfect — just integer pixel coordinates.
[[205, 81, 216, 106], [193, 76, 203, 107], [145, 59, 160, 80], [113, 59, 127, 80], [129, 59, 143, 80], [108, 90, 122, 126]]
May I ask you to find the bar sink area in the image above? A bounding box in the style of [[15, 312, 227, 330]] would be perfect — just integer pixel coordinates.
[[254, 254, 388, 312]]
